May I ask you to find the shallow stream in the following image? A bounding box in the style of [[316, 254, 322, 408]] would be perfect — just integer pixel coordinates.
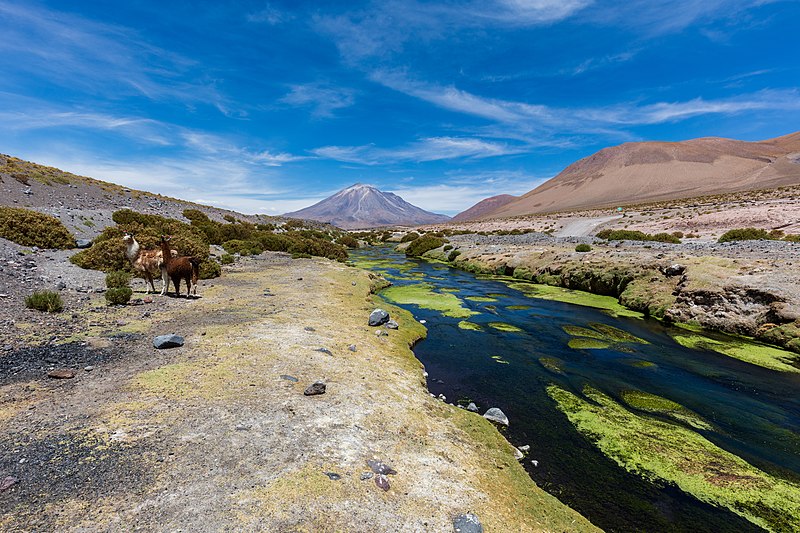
[[350, 246, 800, 532]]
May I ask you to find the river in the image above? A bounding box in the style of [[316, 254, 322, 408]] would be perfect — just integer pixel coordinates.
[[350, 245, 800, 532]]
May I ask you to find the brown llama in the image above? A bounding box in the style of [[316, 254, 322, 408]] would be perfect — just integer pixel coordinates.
[[160, 235, 200, 298], [122, 233, 176, 294]]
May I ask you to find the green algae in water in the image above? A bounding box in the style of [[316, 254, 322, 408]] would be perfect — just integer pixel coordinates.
[[488, 322, 524, 333], [620, 390, 712, 430], [439, 287, 461, 293], [539, 356, 565, 374], [490, 355, 510, 364], [505, 281, 643, 318], [548, 384, 800, 532], [487, 293, 507, 298], [670, 330, 800, 374], [465, 296, 498, 303], [457, 321, 483, 331], [589, 323, 649, 344], [381, 283, 477, 319], [568, 338, 612, 350], [628, 360, 657, 369], [563, 325, 608, 341], [506, 305, 531, 311]]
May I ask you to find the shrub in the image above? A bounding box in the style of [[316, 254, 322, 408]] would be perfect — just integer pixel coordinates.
[[336, 235, 359, 249], [25, 290, 63, 312], [257, 233, 293, 252], [575, 244, 592, 252], [443, 245, 453, 252], [596, 229, 681, 244], [718, 228, 779, 243], [288, 237, 348, 262], [784, 234, 800, 242], [400, 232, 420, 243], [105, 287, 132, 305], [70, 235, 130, 272], [220, 253, 234, 264], [671, 231, 684, 239], [222, 239, 262, 256], [447, 250, 462, 262], [199, 260, 221, 279], [406, 235, 445, 257], [0, 207, 75, 249], [105, 270, 131, 288]]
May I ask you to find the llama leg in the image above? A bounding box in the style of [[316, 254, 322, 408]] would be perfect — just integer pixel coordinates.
[[144, 272, 153, 294], [160, 267, 168, 296]]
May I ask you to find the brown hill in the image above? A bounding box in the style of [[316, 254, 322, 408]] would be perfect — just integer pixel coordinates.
[[451, 194, 517, 222], [479, 131, 800, 219]]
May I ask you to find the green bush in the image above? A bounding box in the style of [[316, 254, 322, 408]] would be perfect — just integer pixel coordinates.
[[718, 228, 781, 243], [671, 231, 684, 239], [199, 260, 221, 279], [575, 244, 592, 252], [443, 245, 453, 252], [105, 287, 132, 305], [336, 235, 359, 248], [400, 232, 420, 243], [784, 234, 800, 242], [220, 253, 234, 264], [0, 207, 75, 249], [288, 236, 348, 261], [222, 239, 262, 256], [257, 233, 293, 252], [105, 270, 131, 288], [406, 235, 445, 257], [447, 250, 462, 262], [596, 229, 681, 244], [25, 290, 63, 312]]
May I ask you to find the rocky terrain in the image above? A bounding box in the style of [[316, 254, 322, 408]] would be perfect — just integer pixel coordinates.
[[285, 183, 450, 229], [456, 131, 800, 220]]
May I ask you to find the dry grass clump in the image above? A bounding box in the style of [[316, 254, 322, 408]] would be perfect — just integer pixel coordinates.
[[25, 290, 63, 312]]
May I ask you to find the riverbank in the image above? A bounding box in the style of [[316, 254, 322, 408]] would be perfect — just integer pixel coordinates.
[[414, 233, 800, 360], [0, 246, 597, 531]]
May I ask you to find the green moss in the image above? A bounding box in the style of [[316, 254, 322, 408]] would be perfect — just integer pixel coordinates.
[[458, 321, 483, 331], [669, 330, 800, 373], [589, 323, 648, 344], [381, 283, 477, 319], [504, 281, 643, 318], [567, 338, 612, 350], [487, 322, 524, 333], [628, 360, 657, 369], [506, 305, 531, 310], [549, 385, 800, 531], [539, 357, 565, 374], [465, 296, 498, 302], [619, 390, 712, 430], [563, 325, 608, 340]]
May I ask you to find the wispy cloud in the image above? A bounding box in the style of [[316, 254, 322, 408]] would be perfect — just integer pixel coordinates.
[[247, 3, 290, 25], [279, 82, 357, 117], [313, 137, 526, 165]]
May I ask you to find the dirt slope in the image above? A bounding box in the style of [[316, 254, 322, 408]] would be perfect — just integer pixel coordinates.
[[0, 252, 597, 532], [452, 194, 517, 222], [482, 131, 800, 218]]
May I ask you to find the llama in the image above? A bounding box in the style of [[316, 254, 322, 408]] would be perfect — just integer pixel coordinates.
[[160, 235, 200, 298], [122, 233, 175, 294]]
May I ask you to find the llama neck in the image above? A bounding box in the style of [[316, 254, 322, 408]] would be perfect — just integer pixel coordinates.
[[125, 238, 140, 262], [160, 240, 172, 265]]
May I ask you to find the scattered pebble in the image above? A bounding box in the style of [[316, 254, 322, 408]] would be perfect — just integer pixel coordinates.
[[375, 474, 390, 491], [47, 369, 76, 379], [324, 472, 341, 480], [0, 476, 19, 493], [84, 366, 94, 372], [304, 381, 326, 396], [314, 347, 333, 356], [304, 326, 316, 332], [153, 334, 184, 349], [368, 308, 390, 326], [531, 460, 539, 467], [348, 344, 357, 352], [453, 513, 483, 533], [235, 424, 252, 431], [280, 374, 299, 382], [466, 402, 479, 412], [360, 472, 373, 480], [385, 319, 399, 330], [518, 444, 530, 452], [367, 459, 397, 475]]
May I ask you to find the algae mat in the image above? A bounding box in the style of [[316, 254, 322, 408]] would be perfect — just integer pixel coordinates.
[[549, 385, 800, 531], [381, 283, 477, 319]]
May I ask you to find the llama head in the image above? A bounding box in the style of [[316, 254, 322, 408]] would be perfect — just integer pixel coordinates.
[[160, 234, 172, 243], [122, 233, 134, 244]]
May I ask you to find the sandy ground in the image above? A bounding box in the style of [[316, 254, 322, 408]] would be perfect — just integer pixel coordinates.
[[1, 252, 596, 532]]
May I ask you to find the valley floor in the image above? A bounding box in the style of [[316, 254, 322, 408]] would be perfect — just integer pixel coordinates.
[[0, 249, 597, 531]]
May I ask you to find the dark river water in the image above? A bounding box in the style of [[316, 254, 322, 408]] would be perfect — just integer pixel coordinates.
[[350, 246, 800, 532]]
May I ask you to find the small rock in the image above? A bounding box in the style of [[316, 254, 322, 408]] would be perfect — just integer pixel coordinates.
[[348, 344, 357, 352], [304, 326, 316, 332], [0, 476, 19, 493], [664, 264, 686, 277], [360, 472, 373, 480], [143, 297, 153, 304], [280, 374, 299, 382], [235, 424, 252, 431], [466, 402, 479, 412], [368, 308, 390, 326], [518, 445, 530, 452], [75, 239, 93, 249], [375, 474, 390, 491], [419, 319, 427, 324], [375, 330, 388, 337], [324, 472, 341, 481], [513, 447, 524, 460], [304, 381, 326, 396], [153, 334, 184, 349], [385, 320, 399, 330], [351, 281, 357, 286], [438, 393, 447, 402], [314, 347, 333, 356], [531, 460, 539, 467], [367, 459, 397, 475], [453, 513, 483, 533], [483, 407, 509, 426], [84, 366, 94, 372], [47, 369, 76, 379], [55, 281, 67, 290]]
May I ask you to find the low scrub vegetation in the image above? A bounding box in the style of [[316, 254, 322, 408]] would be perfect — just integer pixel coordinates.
[[25, 290, 63, 312], [406, 235, 446, 257], [575, 244, 592, 252], [105, 270, 131, 288], [105, 287, 133, 305], [447, 250, 462, 262], [0, 207, 75, 249], [596, 229, 681, 244], [400, 232, 420, 243], [718, 227, 786, 243]]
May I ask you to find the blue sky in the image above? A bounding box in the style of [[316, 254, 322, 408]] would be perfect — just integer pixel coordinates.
[[1, 0, 799, 215]]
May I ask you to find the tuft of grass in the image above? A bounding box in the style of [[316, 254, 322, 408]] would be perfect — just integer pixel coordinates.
[[400, 232, 420, 243], [105, 287, 132, 305], [219, 253, 234, 265], [405, 235, 445, 257], [0, 207, 75, 249], [575, 243, 592, 252], [448, 250, 462, 262], [25, 290, 63, 312]]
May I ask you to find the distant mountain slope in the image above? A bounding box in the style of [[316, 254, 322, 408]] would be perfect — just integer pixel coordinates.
[[478, 131, 800, 219], [451, 194, 517, 222], [284, 183, 451, 229]]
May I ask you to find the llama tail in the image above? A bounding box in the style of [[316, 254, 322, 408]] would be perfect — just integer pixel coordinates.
[[189, 257, 201, 285]]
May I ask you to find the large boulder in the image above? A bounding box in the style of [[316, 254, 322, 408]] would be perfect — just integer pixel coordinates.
[[153, 334, 184, 349], [369, 309, 390, 326], [483, 407, 509, 426]]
